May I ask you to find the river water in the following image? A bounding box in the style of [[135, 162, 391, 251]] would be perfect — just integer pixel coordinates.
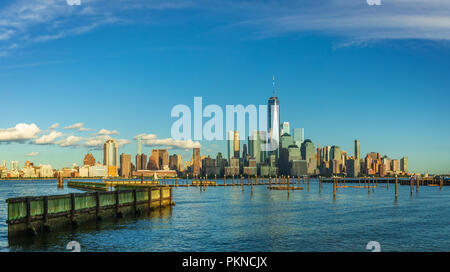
[[1, 179, 449, 252]]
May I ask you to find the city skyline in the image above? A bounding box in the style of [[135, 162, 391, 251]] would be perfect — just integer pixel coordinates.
[[1, 1, 450, 174]]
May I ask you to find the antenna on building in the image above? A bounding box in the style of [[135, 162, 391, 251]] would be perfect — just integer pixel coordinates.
[[272, 75, 275, 97]]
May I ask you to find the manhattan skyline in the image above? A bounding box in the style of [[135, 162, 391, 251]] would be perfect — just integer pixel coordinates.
[[1, 1, 450, 174]]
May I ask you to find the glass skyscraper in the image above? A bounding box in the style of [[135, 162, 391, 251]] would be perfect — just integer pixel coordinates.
[[268, 76, 280, 159], [293, 128, 304, 147]]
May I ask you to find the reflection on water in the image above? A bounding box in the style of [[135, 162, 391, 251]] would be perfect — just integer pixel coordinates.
[[1, 179, 450, 252]]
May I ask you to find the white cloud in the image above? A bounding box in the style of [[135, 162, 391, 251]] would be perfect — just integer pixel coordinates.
[[96, 129, 118, 135], [49, 123, 59, 129], [57, 135, 83, 147], [0, 123, 40, 143], [84, 135, 130, 149], [33, 131, 63, 145], [64, 122, 92, 131], [136, 133, 201, 150], [25, 152, 39, 157], [64, 122, 84, 129]]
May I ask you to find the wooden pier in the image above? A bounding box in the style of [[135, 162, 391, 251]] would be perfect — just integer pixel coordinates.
[[6, 186, 174, 237]]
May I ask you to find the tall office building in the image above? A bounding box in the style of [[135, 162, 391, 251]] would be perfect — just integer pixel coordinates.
[[159, 149, 169, 170], [10, 160, 19, 171], [268, 76, 280, 159], [293, 128, 304, 147], [169, 154, 183, 172], [400, 157, 408, 173], [233, 130, 240, 159], [193, 148, 201, 176], [281, 122, 290, 136], [120, 153, 131, 178], [355, 139, 360, 160], [301, 140, 317, 175], [242, 144, 248, 160], [227, 130, 234, 162], [148, 150, 159, 170], [104, 139, 119, 176], [136, 154, 147, 171]]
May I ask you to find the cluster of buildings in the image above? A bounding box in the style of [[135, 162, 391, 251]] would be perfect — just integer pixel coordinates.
[[0, 79, 411, 179], [0, 160, 54, 179]]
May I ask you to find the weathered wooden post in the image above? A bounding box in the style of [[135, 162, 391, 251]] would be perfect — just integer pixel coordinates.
[[141, 174, 144, 184], [333, 177, 336, 199], [416, 177, 419, 192], [440, 176, 443, 190], [232, 175, 235, 185], [303, 176, 305, 185], [395, 175, 398, 200], [372, 176, 375, 192]]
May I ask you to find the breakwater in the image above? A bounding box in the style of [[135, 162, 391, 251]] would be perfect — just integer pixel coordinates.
[[6, 186, 174, 237]]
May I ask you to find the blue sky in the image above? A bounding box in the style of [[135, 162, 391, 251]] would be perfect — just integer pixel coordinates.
[[0, 0, 450, 174]]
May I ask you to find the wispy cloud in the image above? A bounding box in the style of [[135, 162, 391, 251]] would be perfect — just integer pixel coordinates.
[[64, 122, 92, 131], [25, 152, 40, 157], [136, 133, 201, 150], [84, 135, 130, 149], [0, 0, 193, 56], [96, 128, 118, 135]]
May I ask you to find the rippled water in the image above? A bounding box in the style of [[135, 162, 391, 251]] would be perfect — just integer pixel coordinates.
[[1, 179, 449, 252]]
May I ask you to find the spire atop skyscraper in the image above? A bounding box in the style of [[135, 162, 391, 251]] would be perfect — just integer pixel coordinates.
[[272, 75, 275, 97]]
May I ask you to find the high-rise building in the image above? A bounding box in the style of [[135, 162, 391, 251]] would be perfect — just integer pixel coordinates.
[[227, 130, 234, 163], [158, 149, 169, 170], [104, 139, 119, 176], [355, 139, 360, 160], [136, 154, 147, 170], [83, 153, 96, 166], [233, 130, 240, 159], [268, 76, 280, 160], [148, 150, 159, 170], [242, 144, 248, 160], [169, 154, 183, 172], [400, 157, 408, 173], [391, 159, 400, 172], [193, 148, 201, 176], [293, 128, 304, 147], [120, 153, 131, 178], [281, 122, 290, 136], [301, 140, 317, 175]]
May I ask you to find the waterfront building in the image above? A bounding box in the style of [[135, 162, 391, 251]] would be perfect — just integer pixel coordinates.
[[224, 157, 240, 176], [346, 158, 360, 177], [158, 149, 169, 170], [148, 150, 159, 170], [136, 154, 147, 171], [268, 76, 280, 160], [301, 140, 317, 175], [88, 164, 108, 178], [120, 153, 131, 178], [78, 165, 89, 178], [291, 160, 308, 177], [233, 131, 240, 159], [242, 144, 248, 161], [104, 139, 118, 177], [391, 159, 400, 173], [401, 157, 408, 173], [169, 154, 183, 172], [83, 153, 96, 166], [193, 148, 201, 176], [39, 165, 53, 178]]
